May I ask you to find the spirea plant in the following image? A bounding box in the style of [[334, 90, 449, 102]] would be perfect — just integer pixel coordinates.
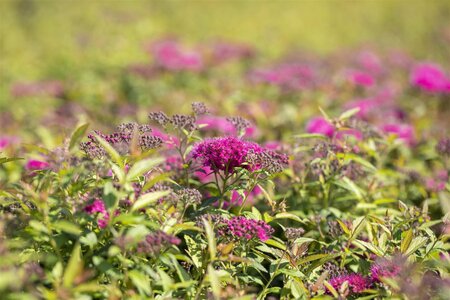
[[1, 40, 450, 300]]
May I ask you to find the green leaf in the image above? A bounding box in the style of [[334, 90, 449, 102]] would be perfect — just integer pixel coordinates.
[[126, 157, 164, 181], [208, 264, 221, 299], [350, 216, 366, 240], [129, 270, 151, 295], [157, 268, 173, 292], [274, 212, 304, 223], [0, 157, 24, 165], [93, 133, 122, 165], [69, 123, 89, 150], [63, 243, 82, 287], [53, 221, 82, 235], [80, 232, 98, 248], [400, 229, 413, 254], [404, 236, 428, 257], [202, 218, 217, 260], [352, 239, 384, 256], [131, 190, 170, 211], [339, 107, 360, 120]]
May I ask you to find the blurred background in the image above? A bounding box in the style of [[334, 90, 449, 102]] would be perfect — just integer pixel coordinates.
[[1, 0, 449, 142]]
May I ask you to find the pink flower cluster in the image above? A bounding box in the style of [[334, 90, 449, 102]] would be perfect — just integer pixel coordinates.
[[327, 273, 370, 295], [25, 159, 50, 171], [84, 199, 109, 228], [250, 63, 317, 90], [410, 63, 450, 94], [196, 115, 257, 138], [370, 258, 402, 281], [150, 40, 203, 72], [10, 80, 64, 98], [218, 216, 273, 242], [191, 136, 263, 173]]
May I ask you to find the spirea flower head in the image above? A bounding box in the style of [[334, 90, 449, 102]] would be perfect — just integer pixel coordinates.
[[306, 117, 335, 137], [370, 257, 403, 282], [137, 230, 181, 255], [218, 216, 273, 242], [410, 63, 449, 93], [150, 39, 203, 72], [381, 123, 415, 146], [25, 159, 50, 171], [176, 188, 202, 205], [84, 199, 109, 229], [436, 137, 450, 156], [80, 125, 163, 158], [191, 137, 264, 173], [327, 273, 370, 295]]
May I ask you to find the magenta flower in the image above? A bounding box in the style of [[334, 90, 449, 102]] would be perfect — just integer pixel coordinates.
[[84, 199, 109, 229], [348, 70, 375, 87], [357, 51, 383, 75], [150, 40, 203, 72], [381, 123, 415, 145], [196, 115, 257, 138], [218, 216, 273, 242], [425, 170, 448, 192], [410, 63, 449, 93], [327, 273, 369, 295], [306, 117, 335, 137], [191, 137, 264, 173], [25, 160, 50, 171], [250, 63, 317, 90], [209, 41, 255, 65], [0, 136, 19, 150], [345, 98, 380, 119], [370, 258, 402, 282]]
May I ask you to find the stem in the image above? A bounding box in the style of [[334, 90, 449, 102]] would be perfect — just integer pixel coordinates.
[[257, 248, 287, 300]]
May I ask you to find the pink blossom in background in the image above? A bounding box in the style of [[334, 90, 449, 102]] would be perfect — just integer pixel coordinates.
[[150, 40, 203, 72], [196, 115, 257, 138], [250, 63, 317, 90], [151, 127, 179, 149], [410, 63, 449, 93], [0, 136, 19, 150], [345, 98, 380, 119], [197, 115, 235, 135], [11, 81, 64, 98], [335, 129, 363, 141], [348, 70, 375, 87], [357, 51, 383, 75], [208, 41, 255, 65], [219, 185, 263, 209], [25, 160, 50, 171], [381, 123, 415, 145], [425, 170, 448, 192], [306, 117, 335, 137], [84, 199, 110, 229], [194, 166, 214, 183]]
